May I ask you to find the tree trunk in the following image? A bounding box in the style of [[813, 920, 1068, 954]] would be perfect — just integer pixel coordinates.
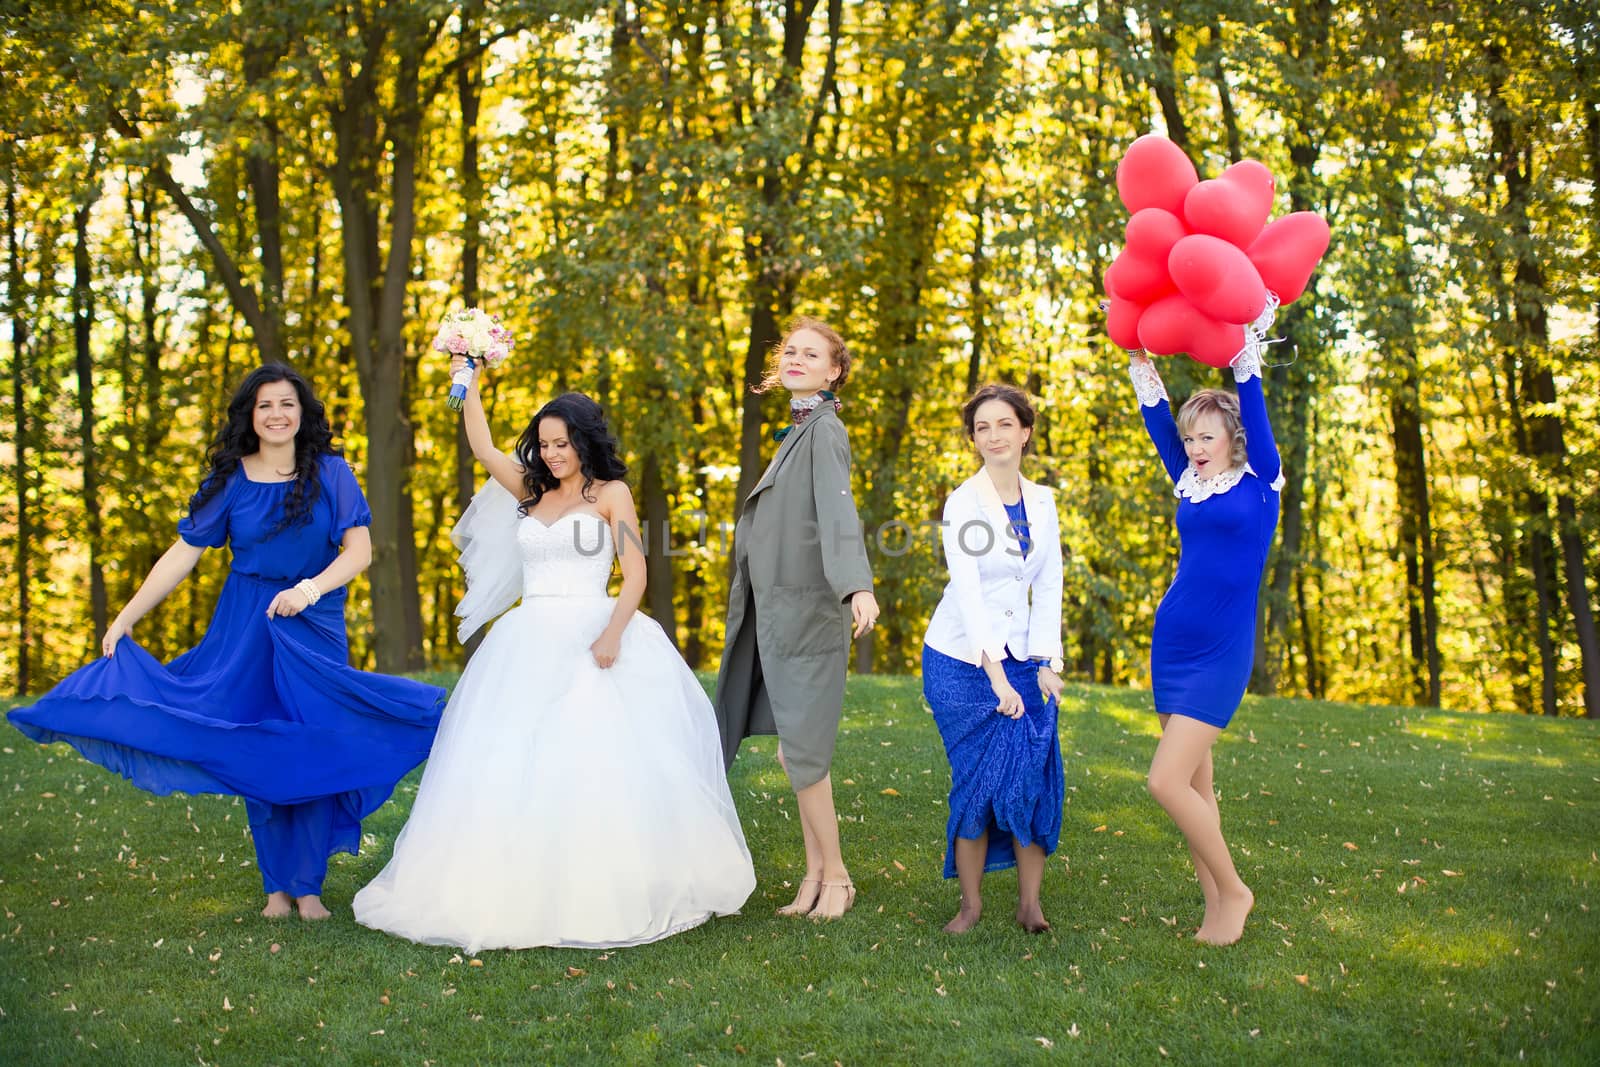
[[966, 184, 987, 397], [328, 26, 429, 673], [456, 4, 487, 665], [640, 451, 679, 647], [1252, 0, 1331, 695], [731, 0, 830, 519], [1488, 41, 1598, 716], [1147, 18, 1189, 146], [8, 179, 32, 695], [73, 184, 109, 649]]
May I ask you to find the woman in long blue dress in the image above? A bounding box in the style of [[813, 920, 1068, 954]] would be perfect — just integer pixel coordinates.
[[922, 384, 1065, 934], [7, 365, 446, 920], [1128, 342, 1282, 945]]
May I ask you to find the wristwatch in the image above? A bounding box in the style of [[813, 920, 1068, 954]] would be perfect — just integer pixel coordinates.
[[1034, 656, 1064, 673]]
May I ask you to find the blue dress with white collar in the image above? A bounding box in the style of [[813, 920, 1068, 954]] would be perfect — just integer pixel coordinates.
[[1131, 358, 1283, 728]]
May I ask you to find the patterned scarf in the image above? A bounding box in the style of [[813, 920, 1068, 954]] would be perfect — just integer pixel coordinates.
[[773, 390, 841, 442]]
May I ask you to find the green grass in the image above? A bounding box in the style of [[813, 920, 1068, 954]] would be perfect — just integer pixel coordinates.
[[2, 677, 1596, 1065]]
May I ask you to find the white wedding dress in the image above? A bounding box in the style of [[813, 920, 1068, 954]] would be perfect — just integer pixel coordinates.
[[354, 490, 755, 952]]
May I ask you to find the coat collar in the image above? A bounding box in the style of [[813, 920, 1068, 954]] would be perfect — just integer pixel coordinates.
[[747, 401, 834, 502], [968, 464, 1041, 518]]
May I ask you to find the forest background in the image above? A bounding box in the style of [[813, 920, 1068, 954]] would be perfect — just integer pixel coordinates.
[[2, 0, 1595, 717]]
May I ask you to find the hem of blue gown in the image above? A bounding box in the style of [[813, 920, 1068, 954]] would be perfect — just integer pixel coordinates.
[[8, 697, 432, 808], [1156, 704, 1235, 730], [262, 878, 331, 897], [8, 714, 241, 799], [942, 829, 1058, 879]]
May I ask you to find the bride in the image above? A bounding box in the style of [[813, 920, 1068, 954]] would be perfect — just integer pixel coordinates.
[[353, 362, 755, 952]]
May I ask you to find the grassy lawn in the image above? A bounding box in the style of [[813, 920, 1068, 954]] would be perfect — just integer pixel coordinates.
[[2, 675, 1596, 1065]]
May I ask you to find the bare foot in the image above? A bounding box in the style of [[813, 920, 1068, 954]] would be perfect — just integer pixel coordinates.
[[810, 880, 856, 921], [261, 892, 293, 919], [777, 878, 821, 917], [1196, 886, 1253, 945], [296, 894, 333, 921], [1016, 901, 1050, 934], [943, 901, 982, 934]]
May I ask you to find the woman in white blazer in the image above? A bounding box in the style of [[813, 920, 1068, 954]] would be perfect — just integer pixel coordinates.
[[922, 383, 1065, 934]]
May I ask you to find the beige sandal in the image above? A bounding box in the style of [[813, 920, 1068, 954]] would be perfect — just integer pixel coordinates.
[[777, 877, 822, 917], [810, 879, 857, 921]]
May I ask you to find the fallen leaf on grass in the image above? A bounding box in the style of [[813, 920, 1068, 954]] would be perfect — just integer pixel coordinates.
[[269, 944, 280, 954], [1067, 1023, 1080, 1038], [1342, 842, 1359, 851], [222, 997, 232, 1012], [892, 860, 906, 871], [1294, 974, 1309, 985], [1092, 825, 1107, 833], [1442, 869, 1462, 877], [565, 967, 585, 978], [1035, 1037, 1054, 1049], [469, 959, 484, 968], [880, 788, 900, 797]]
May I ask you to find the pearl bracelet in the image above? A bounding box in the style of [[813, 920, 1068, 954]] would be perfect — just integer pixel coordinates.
[[296, 578, 322, 606]]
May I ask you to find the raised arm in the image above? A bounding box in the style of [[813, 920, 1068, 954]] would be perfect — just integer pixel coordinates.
[[1129, 353, 1188, 483], [1231, 346, 1281, 486], [452, 354, 525, 498], [102, 538, 207, 656]]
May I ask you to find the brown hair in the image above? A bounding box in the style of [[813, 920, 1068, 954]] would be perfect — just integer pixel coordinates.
[[962, 383, 1037, 453], [755, 316, 852, 394], [1175, 388, 1247, 468]]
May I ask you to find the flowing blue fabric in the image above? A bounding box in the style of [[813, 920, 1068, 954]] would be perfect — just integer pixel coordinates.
[[1140, 375, 1281, 729], [7, 455, 446, 896], [922, 645, 1063, 878]]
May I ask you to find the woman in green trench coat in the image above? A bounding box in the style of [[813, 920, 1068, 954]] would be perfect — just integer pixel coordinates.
[[713, 316, 880, 921]]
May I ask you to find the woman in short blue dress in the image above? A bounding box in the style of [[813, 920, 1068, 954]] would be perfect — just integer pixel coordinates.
[[7, 365, 446, 920], [1128, 341, 1282, 945], [922, 383, 1065, 934]]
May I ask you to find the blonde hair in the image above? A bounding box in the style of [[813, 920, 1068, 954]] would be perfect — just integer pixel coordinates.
[[1176, 388, 1248, 468], [755, 316, 852, 394]]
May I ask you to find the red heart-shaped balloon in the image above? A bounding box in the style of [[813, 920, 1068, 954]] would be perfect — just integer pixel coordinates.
[[1106, 249, 1177, 304], [1168, 234, 1268, 324], [1247, 211, 1331, 303], [1116, 135, 1200, 216], [1182, 160, 1276, 249], [1124, 207, 1189, 263], [1136, 294, 1246, 366], [1105, 294, 1147, 351]]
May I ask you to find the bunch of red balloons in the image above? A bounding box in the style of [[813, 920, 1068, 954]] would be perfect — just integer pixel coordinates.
[[1103, 134, 1330, 367]]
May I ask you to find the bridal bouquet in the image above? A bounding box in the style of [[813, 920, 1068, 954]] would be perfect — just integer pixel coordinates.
[[432, 307, 514, 410]]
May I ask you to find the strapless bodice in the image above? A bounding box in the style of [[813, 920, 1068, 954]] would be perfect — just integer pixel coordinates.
[[517, 512, 614, 598]]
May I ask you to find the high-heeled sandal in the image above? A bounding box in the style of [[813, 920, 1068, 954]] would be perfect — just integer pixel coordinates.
[[810, 879, 856, 921], [777, 878, 822, 916]]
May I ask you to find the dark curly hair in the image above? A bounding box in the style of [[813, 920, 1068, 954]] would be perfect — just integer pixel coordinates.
[[188, 364, 338, 532], [513, 392, 627, 509]]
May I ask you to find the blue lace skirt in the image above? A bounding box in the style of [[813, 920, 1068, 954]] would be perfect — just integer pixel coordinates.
[[921, 646, 1063, 878]]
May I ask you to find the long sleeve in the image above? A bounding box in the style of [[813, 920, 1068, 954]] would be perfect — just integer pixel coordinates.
[[1026, 494, 1065, 662], [1232, 347, 1281, 486], [940, 490, 1007, 665], [810, 417, 874, 603], [1129, 359, 1187, 483]]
